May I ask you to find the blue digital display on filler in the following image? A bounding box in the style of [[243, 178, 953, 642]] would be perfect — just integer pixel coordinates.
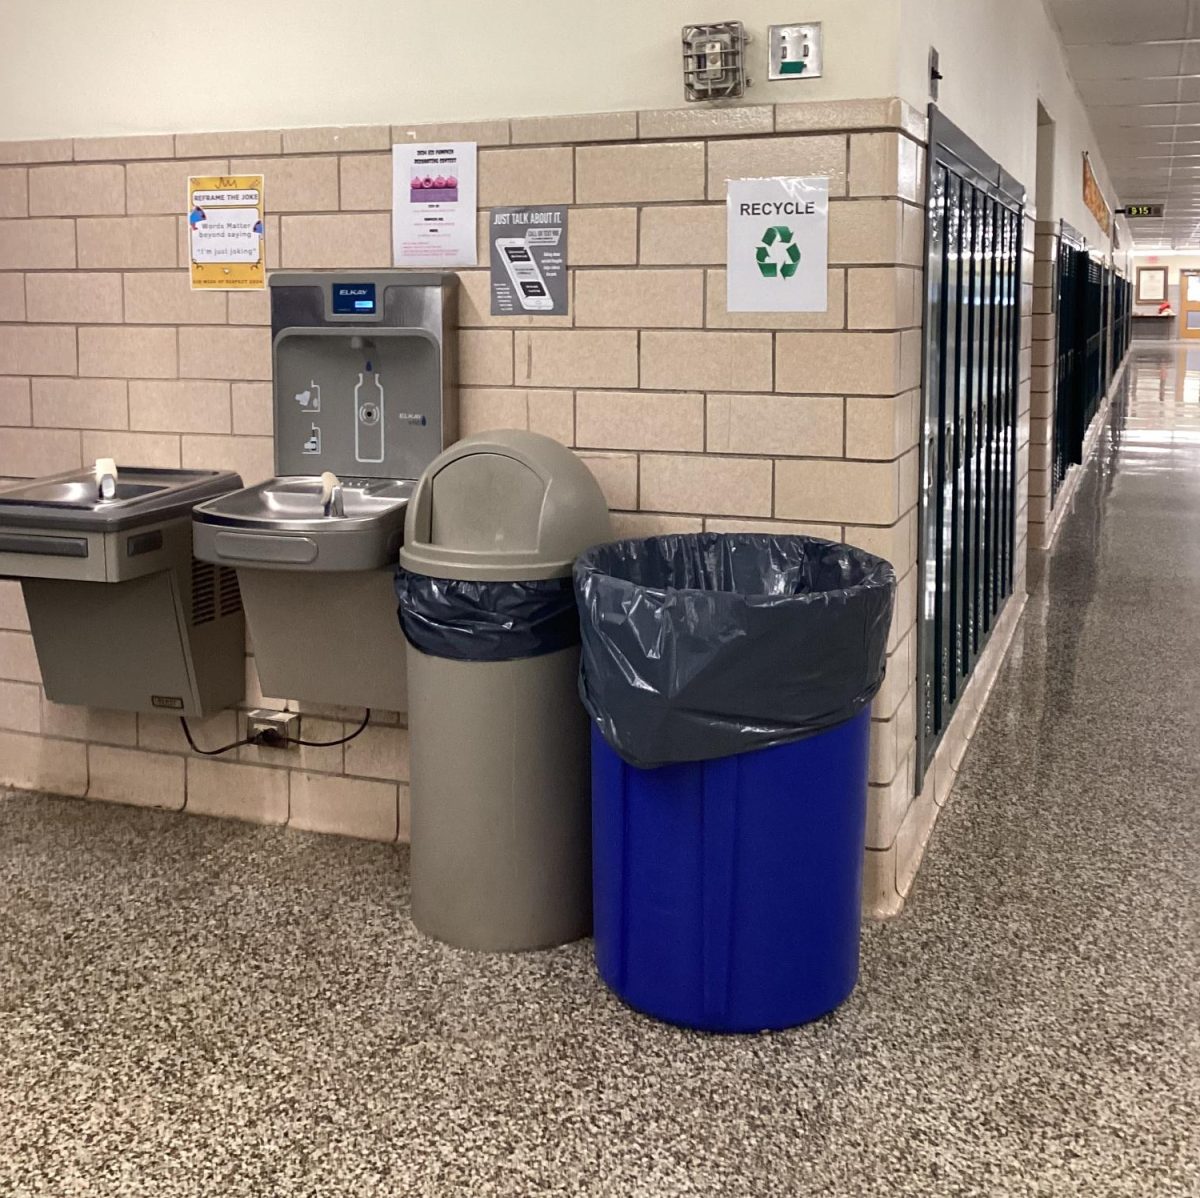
[[332, 282, 377, 314]]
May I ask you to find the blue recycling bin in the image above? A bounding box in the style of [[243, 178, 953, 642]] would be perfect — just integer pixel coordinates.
[[591, 709, 871, 1032], [574, 533, 894, 1033]]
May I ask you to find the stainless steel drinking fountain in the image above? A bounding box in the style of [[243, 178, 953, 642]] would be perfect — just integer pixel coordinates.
[[0, 464, 245, 716], [192, 271, 457, 712]]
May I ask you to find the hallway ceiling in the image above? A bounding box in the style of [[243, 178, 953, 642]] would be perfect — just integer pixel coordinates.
[[1047, 0, 1200, 247]]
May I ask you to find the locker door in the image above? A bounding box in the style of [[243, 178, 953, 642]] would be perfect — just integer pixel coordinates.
[[1052, 229, 1085, 499], [961, 184, 981, 683], [1004, 207, 1021, 595], [941, 174, 965, 720], [919, 162, 946, 747], [982, 196, 1001, 637], [991, 206, 1009, 613], [972, 191, 993, 656]]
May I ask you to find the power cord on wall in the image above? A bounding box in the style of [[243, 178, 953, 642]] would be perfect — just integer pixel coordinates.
[[288, 709, 371, 747], [179, 709, 372, 756], [179, 720, 258, 756]]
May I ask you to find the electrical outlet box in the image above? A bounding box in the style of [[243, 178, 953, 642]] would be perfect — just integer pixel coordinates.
[[768, 22, 823, 80], [246, 709, 300, 746]]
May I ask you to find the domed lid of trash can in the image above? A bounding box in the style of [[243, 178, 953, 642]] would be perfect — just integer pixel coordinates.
[[399, 430, 612, 581]]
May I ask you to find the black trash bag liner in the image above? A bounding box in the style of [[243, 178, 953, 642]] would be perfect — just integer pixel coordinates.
[[574, 533, 895, 768], [395, 568, 580, 663]]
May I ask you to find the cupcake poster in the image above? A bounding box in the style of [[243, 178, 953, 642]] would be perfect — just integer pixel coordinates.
[[411, 171, 458, 202], [392, 141, 477, 267]]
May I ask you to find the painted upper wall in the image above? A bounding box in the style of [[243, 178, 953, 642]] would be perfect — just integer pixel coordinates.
[[2, 0, 1130, 271], [1129, 252, 1200, 311], [895, 0, 1130, 261], [1131, 251, 1200, 281], [0, 0, 900, 140]]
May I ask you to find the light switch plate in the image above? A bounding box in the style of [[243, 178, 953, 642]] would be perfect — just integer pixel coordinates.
[[768, 22, 823, 81]]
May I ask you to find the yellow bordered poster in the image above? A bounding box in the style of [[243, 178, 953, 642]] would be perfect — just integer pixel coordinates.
[[1082, 154, 1111, 239], [188, 174, 265, 289]]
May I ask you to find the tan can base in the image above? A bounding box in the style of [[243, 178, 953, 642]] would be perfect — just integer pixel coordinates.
[[407, 643, 592, 952]]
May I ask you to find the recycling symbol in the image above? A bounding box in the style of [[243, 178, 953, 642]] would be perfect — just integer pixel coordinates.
[[756, 225, 801, 278]]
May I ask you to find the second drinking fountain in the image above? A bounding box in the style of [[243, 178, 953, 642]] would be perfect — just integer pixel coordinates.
[[192, 271, 458, 712]]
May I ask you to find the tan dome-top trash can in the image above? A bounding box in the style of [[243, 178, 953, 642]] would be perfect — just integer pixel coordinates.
[[396, 430, 613, 951]]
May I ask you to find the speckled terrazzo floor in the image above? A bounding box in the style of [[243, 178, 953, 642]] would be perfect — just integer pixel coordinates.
[[2, 345, 1198, 1197]]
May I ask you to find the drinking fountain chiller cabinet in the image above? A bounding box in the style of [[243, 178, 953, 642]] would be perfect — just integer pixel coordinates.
[[0, 466, 245, 716]]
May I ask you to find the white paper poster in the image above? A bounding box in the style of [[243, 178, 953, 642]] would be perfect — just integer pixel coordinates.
[[726, 177, 828, 312], [392, 141, 477, 267]]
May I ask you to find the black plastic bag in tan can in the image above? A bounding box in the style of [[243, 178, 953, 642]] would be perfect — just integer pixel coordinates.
[[395, 569, 580, 663], [573, 534, 896, 769]]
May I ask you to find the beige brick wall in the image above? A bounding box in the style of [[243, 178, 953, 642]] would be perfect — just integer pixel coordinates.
[[1028, 220, 1058, 552], [0, 98, 1027, 910]]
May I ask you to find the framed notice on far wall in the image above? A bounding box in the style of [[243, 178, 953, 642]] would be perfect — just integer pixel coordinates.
[[1136, 266, 1168, 304]]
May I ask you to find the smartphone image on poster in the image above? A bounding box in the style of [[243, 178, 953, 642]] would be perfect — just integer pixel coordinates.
[[496, 238, 554, 312]]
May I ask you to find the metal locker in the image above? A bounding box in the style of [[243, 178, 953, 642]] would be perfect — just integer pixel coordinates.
[[918, 109, 1025, 785]]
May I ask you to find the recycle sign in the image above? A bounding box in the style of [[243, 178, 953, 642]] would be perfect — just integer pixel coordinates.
[[728, 178, 827, 312], [756, 225, 801, 278]]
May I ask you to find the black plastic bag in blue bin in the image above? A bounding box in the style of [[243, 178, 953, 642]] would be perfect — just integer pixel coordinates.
[[573, 533, 896, 768]]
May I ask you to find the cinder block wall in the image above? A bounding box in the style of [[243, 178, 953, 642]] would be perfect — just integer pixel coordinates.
[[0, 98, 994, 911], [1026, 221, 1128, 564], [1029, 220, 1059, 550]]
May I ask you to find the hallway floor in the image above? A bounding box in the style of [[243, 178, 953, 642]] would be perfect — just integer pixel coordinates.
[[1, 344, 1197, 1197]]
